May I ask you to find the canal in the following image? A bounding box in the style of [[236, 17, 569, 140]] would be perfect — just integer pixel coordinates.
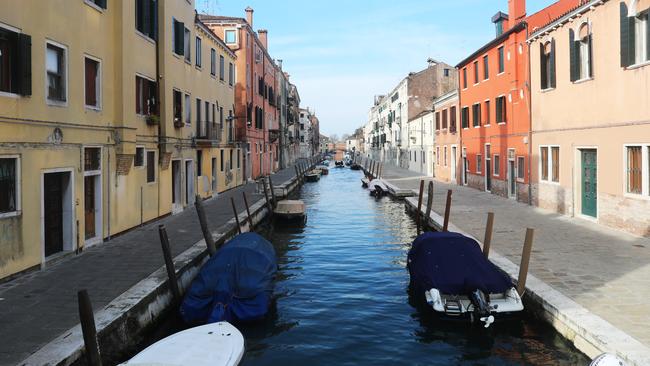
[[132, 165, 589, 365]]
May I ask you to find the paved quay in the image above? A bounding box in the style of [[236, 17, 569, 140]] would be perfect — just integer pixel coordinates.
[[369, 162, 650, 357], [0, 165, 299, 366]]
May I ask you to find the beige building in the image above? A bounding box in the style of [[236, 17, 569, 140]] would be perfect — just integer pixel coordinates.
[[432, 90, 461, 184], [528, 0, 650, 236], [0, 0, 239, 280]]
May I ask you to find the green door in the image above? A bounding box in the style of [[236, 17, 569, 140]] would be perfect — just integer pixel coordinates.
[[581, 150, 597, 217]]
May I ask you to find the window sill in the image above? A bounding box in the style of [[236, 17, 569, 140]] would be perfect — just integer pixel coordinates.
[[136, 31, 156, 45], [473, 125, 481, 128], [497, 122, 506, 125], [572, 77, 593, 85], [623, 193, 650, 201], [540, 180, 561, 186], [84, 0, 106, 13], [47, 99, 68, 108], [497, 72, 505, 76], [85, 105, 102, 112], [484, 124, 491, 127], [516, 178, 525, 183], [625, 60, 650, 70], [0, 91, 20, 99], [0, 210, 21, 219], [196, 65, 202, 70], [541, 87, 556, 93]]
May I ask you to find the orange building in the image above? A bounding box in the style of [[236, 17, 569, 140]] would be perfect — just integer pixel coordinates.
[[457, 0, 580, 202], [200, 7, 279, 181]]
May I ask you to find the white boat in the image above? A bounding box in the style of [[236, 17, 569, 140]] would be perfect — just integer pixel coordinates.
[[424, 287, 523, 326], [122, 322, 244, 366]]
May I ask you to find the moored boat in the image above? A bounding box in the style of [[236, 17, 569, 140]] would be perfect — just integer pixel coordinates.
[[335, 160, 344, 167], [274, 199, 306, 223], [316, 165, 329, 175], [305, 171, 320, 182], [350, 163, 361, 170], [407, 231, 523, 327]]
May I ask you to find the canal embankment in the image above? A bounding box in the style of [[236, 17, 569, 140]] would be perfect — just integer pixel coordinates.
[[358, 158, 650, 366], [4, 160, 315, 366]]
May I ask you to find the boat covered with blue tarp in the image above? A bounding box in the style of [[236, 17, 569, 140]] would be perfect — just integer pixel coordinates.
[[180, 232, 277, 324]]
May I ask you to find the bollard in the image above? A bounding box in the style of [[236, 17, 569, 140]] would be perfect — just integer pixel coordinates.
[[230, 197, 242, 234], [194, 195, 216, 256], [517, 228, 535, 296], [263, 178, 274, 219], [242, 192, 253, 231], [443, 190, 452, 232], [424, 181, 434, 231], [416, 180, 425, 235], [483, 212, 495, 258], [158, 225, 181, 303], [268, 175, 276, 207], [78, 290, 103, 366]]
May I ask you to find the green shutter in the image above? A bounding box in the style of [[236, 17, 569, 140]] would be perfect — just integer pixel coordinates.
[[569, 29, 578, 82], [540, 43, 547, 88], [550, 39, 557, 88], [174, 20, 184, 55], [17, 33, 31, 96], [150, 0, 158, 40], [620, 2, 634, 67], [647, 13, 650, 61], [588, 34, 594, 78]]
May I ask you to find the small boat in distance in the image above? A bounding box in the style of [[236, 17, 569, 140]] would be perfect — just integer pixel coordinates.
[[274, 199, 306, 223], [305, 171, 321, 182], [121, 322, 244, 366], [407, 232, 523, 328], [316, 165, 329, 175], [335, 160, 344, 167], [350, 163, 361, 170]]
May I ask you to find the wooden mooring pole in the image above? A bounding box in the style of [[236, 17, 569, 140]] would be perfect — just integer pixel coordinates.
[[424, 181, 434, 231], [78, 290, 102, 366], [416, 180, 425, 235], [242, 192, 253, 231], [483, 212, 495, 258], [194, 196, 216, 256], [158, 225, 181, 303], [230, 197, 242, 234], [263, 178, 274, 219], [517, 228, 535, 296], [268, 176, 276, 207], [295, 165, 301, 186], [442, 190, 452, 232]]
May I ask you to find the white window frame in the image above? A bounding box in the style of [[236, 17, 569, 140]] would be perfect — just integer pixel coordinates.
[[45, 39, 69, 107], [493, 154, 500, 177], [184, 27, 191, 63], [83, 146, 102, 176], [224, 29, 237, 45], [84, 54, 102, 110], [476, 154, 482, 174], [539, 145, 560, 184], [195, 36, 202, 68], [634, 13, 649, 66], [623, 144, 650, 198], [134, 146, 145, 169], [210, 48, 216, 77], [0, 155, 21, 218], [135, 72, 155, 117]]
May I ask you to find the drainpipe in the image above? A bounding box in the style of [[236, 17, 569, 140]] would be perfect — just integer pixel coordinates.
[[526, 22, 533, 206], [155, 0, 163, 216]]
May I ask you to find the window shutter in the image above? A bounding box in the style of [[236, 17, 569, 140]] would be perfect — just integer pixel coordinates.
[[174, 21, 184, 55], [17, 33, 32, 96], [142, 0, 151, 37], [647, 13, 650, 61], [588, 34, 594, 78], [550, 39, 556, 88], [569, 29, 578, 82], [150, 0, 158, 40], [98, 0, 107, 9], [540, 43, 547, 88], [620, 2, 634, 67]]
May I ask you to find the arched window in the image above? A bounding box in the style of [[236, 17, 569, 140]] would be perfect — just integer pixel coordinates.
[[570, 23, 593, 81]]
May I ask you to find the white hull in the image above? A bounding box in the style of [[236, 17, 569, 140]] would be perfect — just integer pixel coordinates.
[[425, 287, 524, 319]]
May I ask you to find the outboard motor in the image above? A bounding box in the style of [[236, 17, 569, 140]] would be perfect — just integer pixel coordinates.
[[469, 289, 494, 328]]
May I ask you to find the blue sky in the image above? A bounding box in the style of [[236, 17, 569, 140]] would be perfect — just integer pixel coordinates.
[[197, 0, 553, 137]]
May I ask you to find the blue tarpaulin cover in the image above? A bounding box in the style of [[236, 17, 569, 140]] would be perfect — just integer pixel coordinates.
[[180, 232, 277, 324], [407, 232, 513, 295]]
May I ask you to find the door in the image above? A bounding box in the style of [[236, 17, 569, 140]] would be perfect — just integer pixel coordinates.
[[172, 160, 181, 209], [186, 160, 195, 205], [485, 145, 492, 191], [451, 146, 457, 183], [581, 149, 597, 217], [44, 173, 64, 257], [84, 176, 95, 240], [463, 157, 468, 186], [508, 160, 516, 199]]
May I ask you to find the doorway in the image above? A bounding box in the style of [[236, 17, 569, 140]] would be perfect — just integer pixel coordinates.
[[185, 159, 195, 206], [462, 148, 468, 186], [43, 171, 73, 257], [451, 146, 457, 184], [581, 149, 597, 218], [172, 160, 182, 213], [485, 144, 492, 192], [83, 174, 101, 243], [508, 160, 516, 199]]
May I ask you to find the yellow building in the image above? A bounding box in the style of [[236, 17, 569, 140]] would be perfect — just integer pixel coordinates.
[[0, 0, 239, 280]]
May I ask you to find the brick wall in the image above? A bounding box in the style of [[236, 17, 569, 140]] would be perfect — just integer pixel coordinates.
[[116, 154, 133, 176]]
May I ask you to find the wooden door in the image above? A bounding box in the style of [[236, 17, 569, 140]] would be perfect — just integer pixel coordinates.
[[84, 176, 95, 240], [44, 173, 64, 256], [581, 149, 597, 217]]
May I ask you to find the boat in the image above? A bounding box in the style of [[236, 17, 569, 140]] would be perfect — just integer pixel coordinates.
[[316, 165, 329, 175], [361, 177, 370, 188], [350, 163, 361, 170], [121, 322, 244, 366], [368, 179, 388, 197], [334, 160, 344, 167], [181, 232, 277, 324], [407, 231, 523, 328], [274, 199, 306, 223], [305, 171, 320, 182]]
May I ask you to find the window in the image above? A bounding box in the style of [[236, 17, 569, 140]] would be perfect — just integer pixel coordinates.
[[436, 147, 440, 164], [211, 157, 217, 191], [184, 93, 190, 124], [493, 154, 500, 176], [435, 112, 440, 130], [540, 40, 556, 89], [483, 55, 489, 80], [540, 146, 559, 183], [444, 146, 448, 167], [220, 149, 224, 171], [172, 19, 184, 55], [462, 68, 467, 88], [197, 150, 202, 176], [46, 42, 66, 102], [84, 147, 101, 171], [84, 57, 100, 108], [210, 49, 216, 76], [0, 27, 31, 95], [570, 24, 593, 81], [450, 106, 457, 133], [440, 109, 447, 129], [229, 62, 234, 86], [472, 103, 481, 127], [225, 30, 236, 44], [146, 151, 156, 183], [135, 0, 157, 40], [626, 146, 643, 194], [229, 150, 233, 170], [196, 98, 201, 128], [184, 27, 190, 62], [517, 156, 525, 180], [0, 157, 18, 214], [135, 75, 156, 115], [473, 61, 479, 84], [220, 55, 225, 81], [87, 0, 107, 9], [461, 107, 469, 129], [620, 4, 650, 67], [476, 154, 482, 173], [551, 147, 559, 182], [484, 100, 491, 125], [135, 147, 145, 167], [195, 37, 201, 67], [444, 68, 450, 77], [237, 149, 241, 168], [495, 96, 506, 123], [173, 89, 182, 125], [498, 46, 505, 73]]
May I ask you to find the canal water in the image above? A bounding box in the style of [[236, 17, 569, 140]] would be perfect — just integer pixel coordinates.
[[131, 166, 589, 365]]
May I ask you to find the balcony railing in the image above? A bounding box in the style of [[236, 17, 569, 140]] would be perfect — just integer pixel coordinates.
[[196, 121, 222, 142]]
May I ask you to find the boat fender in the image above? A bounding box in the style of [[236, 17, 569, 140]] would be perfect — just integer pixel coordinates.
[[589, 353, 627, 366]]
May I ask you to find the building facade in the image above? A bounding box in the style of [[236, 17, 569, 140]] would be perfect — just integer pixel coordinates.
[[433, 90, 461, 184], [528, 0, 650, 236], [0, 0, 239, 280]]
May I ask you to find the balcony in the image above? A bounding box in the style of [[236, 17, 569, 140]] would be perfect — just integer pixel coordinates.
[[195, 121, 222, 145]]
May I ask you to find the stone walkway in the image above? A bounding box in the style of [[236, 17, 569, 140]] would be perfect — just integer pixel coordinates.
[[0, 165, 299, 365], [377, 163, 650, 348]]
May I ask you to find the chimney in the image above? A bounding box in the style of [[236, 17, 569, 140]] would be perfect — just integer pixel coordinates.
[[508, 0, 526, 23], [277, 59, 283, 70], [258, 29, 268, 50], [245, 6, 254, 27]]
